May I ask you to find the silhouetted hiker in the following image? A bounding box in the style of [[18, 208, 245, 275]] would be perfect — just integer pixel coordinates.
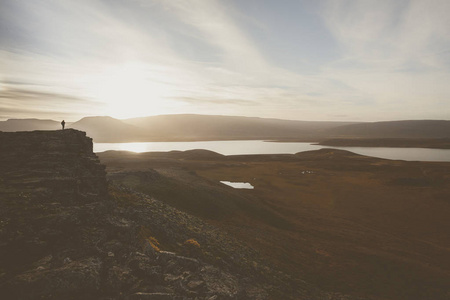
[[61, 120, 65, 130]]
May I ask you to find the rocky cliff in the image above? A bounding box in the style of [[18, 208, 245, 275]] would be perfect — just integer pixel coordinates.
[[0, 129, 109, 299], [0, 129, 107, 200], [0, 130, 326, 299]]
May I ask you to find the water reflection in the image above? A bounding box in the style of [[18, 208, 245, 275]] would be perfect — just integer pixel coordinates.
[[100, 142, 156, 153], [94, 140, 321, 155], [220, 181, 254, 189], [94, 141, 450, 162]]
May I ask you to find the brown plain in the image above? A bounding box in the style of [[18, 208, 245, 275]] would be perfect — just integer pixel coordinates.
[[99, 149, 450, 300]]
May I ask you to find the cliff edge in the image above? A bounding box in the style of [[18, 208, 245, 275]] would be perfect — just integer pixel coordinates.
[[0, 129, 107, 199], [0, 130, 109, 299], [0, 129, 363, 300], [0, 130, 324, 300]]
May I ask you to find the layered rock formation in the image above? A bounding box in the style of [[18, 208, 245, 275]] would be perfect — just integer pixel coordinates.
[[0, 130, 304, 299], [0, 130, 109, 298], [0, 129, 107, 200], [0, 129, 365, 299]]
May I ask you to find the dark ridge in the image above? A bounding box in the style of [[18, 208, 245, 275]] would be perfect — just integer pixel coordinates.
[[326, 120, 450, 138], [167, 149, 225, 160], [294, 148, 366, 158], [317, 138, 450, 149]]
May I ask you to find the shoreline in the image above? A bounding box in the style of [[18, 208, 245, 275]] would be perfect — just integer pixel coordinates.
[[269, 138, 450, 149]]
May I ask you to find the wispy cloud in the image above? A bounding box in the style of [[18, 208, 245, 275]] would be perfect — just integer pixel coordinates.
[[0, 87, 89, 102], [319, 0, 450, 120], [0, 0, 449, 121], [0, 82, 104, 120], [170, 96, 257, 106], [323, 0, 450, 69]]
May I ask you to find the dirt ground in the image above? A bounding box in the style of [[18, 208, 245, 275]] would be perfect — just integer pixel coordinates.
[[99, 149, 450, 300]]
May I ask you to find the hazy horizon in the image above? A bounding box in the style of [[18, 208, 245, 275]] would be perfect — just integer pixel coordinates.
[[1, 0, 450, 122], [5, 113, 350, 123], [3, 113, 450, 124]]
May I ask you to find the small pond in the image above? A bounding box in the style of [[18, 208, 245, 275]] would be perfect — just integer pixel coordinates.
[[220, 181, 254, 189]]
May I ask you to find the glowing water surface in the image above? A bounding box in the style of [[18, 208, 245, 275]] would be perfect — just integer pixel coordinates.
[[94, 140, 450, 162]]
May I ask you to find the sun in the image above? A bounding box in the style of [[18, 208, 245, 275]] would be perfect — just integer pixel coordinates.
[[94, 63, 172, 119]]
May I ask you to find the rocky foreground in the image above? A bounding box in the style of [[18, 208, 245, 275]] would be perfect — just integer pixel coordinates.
[[0, 130, 356, 299]]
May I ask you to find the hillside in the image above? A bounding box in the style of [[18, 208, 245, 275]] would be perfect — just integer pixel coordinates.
[[0, 129, 351, 299], [1, 115, 358, 142], [317, 138, 450, 149], [99, 148, 450, 300], [122, 114, 356, 141], [69, 116, 148, 142], [3, 116, 449, 144], [325, 120, 450, 138], [0, 119, 60, 132]]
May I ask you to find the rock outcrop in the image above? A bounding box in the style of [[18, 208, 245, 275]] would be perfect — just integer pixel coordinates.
[[0, 129, 107, 199], [0, 129, 358, 300], [0, 130, 290, 299], [0, 130, 108, 299]]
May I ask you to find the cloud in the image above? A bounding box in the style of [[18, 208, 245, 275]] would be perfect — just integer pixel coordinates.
[[322, 0, 450, 69], [0, 86, 95, 103], [0, 0, 345, 120], [0, 83, 104, 120], [138, 0, 267, 67], [170, 96, 257, 106], [317, 0, 450, 120], [1, 0, 448, 121]]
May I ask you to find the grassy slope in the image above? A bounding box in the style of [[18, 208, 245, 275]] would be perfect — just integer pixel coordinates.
[[99, 149, 450, 300]]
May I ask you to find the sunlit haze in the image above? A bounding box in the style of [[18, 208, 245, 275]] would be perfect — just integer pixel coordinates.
[[1, 0, 449, 121]]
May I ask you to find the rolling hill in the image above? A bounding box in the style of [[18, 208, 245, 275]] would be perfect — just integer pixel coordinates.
[[2, 115, 449, 142], [99, 148, 450, 300], [326, 120, 450, 138], [69, 116, 148, 142], [122, 114, 357, 140]]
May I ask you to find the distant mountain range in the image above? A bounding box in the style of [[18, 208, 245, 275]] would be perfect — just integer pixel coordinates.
[[1, 115, 449, 142], [0, 119, 62, 132], [326, 120, 450, 138]]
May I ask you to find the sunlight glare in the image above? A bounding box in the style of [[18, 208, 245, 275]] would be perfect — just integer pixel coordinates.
[[95, 64, 171, 119], [117, 142, 151, 153]]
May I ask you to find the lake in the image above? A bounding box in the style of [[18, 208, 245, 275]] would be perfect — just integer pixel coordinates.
[[94, 140, 450, 162], [220, 181, 254, 189]]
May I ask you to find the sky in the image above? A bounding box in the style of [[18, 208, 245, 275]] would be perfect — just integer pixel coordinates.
[[1, 0, 449, 122]]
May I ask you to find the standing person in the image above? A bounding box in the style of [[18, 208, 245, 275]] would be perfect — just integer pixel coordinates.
[[61, 120, 65, 130]]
